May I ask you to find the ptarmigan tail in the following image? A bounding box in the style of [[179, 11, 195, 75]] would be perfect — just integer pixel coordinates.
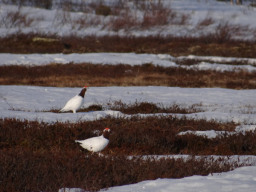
[[59, 107, 67, 112], [75, 140, 82, 144]]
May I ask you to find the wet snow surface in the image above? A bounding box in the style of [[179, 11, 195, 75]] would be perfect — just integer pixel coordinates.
[[1, 53, 256, 72], [1, 85, 256, 127]]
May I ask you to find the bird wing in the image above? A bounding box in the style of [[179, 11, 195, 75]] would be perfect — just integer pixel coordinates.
[[60, 95, 83, 112], [76, 136, 109, 152]]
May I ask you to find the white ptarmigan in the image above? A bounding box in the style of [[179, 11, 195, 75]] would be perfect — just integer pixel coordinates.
[[60, 85, 87, 113], [75, 128, 111, 152]]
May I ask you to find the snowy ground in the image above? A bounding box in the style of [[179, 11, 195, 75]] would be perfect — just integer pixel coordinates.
[[1, 85, 256, 137], [101, 166, 256, 192], [3, 85, 256, 192], [1, 0, 256, 191], [1, 52, 256, 192], [59, 166, 256, 192], [2, 50, 256, 192], [1, 53, 256, 72], [1, 0, 256, 39]]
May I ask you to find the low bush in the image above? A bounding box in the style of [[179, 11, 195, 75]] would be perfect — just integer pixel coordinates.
[[1, 34, 256, 57], [109, 10, 139, 31], [0, 7, 35, 28], [0, 117, 243, 191], [197, 17, 215, 26], [0, 117, 238, 155], [108, 101, 201, 114], [0, 149, 235, 192], [46, 102, 201, 114], [1, 63, 256, 89]]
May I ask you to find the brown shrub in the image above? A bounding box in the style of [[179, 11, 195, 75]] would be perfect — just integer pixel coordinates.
[[108, 10, 139, 31], [0, 7, 35, 28], [197, 17, 215, 27], [1, 34, 256, 57], [46, 101, 201, 114], [108, 101, 201, 114], [0, 117, 237, 155], [209, 22, 250, 43], [0, 148, 235, 192], [0, 117, 249, 191], [1, 63, 256, 89], [140, 0, 177, 28], [141, 9, 171, 28]]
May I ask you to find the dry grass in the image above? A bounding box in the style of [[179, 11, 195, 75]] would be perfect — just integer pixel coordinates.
[[197, 17, 215, 27], [1, 34, 256, 58], [45, 101, 202, 114], [1, 63, 256, 89], [0, 7, 36, 28], [109, 9, 139, 32], [106, 101, 202, 114]]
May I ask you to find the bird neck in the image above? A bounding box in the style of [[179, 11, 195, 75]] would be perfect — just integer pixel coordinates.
[[103, 131, 110, 140], [79, 88, 87, 98]]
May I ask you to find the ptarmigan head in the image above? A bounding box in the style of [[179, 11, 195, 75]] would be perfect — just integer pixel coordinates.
[[103, 128, 111, 139], [79, 85, 88, 98]]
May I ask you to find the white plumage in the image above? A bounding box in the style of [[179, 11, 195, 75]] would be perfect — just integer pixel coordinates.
[[60, 95, 83, 113], [75, 128, 111, 152], [60, 86, 87, 113]]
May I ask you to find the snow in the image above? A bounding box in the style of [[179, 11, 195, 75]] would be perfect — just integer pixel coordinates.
[[1, 53, 256, 72], [1, 0, 256, 39], [1, 0, 256, 191], [5, 85, 256, 192], [99, 166, 256, 192], [179, 55, 256, 65], [59, 166, 256, 192], [0, 53, 176, 67], [1, 85, 256, 135], [135, 155, 256, 166], [177, 130, 229, 139]]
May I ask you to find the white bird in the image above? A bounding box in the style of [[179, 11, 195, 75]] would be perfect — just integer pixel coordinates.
[[75, 128, 111, 152], [60, 85, 87, 113]]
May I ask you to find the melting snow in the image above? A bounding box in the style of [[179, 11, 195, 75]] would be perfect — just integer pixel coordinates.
[[1, 53, 256, 72], [1, 85, 256, 136]]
